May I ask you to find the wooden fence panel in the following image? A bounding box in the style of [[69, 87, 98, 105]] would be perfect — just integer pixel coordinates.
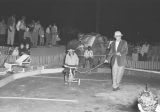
[[127, 60, 160, 70], [0, 54, 160, 70]]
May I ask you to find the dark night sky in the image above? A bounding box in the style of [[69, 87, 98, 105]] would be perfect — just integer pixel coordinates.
[[0, 0, 160, 43]]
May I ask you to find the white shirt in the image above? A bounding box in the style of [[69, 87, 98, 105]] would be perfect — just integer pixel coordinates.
[[108, 41, 113, 48], [46, 27, 50, 34], [16, 20, 25, 31], [115, 40, 120, 51], [12, 49, 19, 56], [65, 53, 79, 66], [16, 21, 21, 31], [84, 50, 93, 58], [141, 44, 149, 53], [140, 44, 149, 56]]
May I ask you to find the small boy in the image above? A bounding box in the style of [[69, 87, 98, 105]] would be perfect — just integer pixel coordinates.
[[84, 46, 93, 68], [19, 43, 25, 56], [24, 43, 30, 55], [12, 47, 19, 56]]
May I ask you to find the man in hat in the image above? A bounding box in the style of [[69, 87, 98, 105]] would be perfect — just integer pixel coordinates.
[[105, 31, 128, 91], [65, 49, 79, 67], [64, 49, 79, 82]]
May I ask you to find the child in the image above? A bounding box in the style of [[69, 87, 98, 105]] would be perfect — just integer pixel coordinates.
[[84, 46, 93, 68], [23, 27, 31, 45], [24, 43, 30, 55], [12, 46, 19, 56], [19, 43, 25, 56], [16, 43, 31, 66]]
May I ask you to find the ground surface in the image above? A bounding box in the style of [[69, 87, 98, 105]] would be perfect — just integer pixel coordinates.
[[0, 70, 160, 112]]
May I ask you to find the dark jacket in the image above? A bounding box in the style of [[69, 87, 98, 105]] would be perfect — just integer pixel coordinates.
[[24, 48, 30, 55], [19, 48, 25, 56], [107, 40, 128, 67]]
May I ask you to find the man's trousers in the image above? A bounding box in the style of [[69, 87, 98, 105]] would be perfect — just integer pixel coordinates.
[[112, 58, 125, 89], [7, 30, 15, 45]]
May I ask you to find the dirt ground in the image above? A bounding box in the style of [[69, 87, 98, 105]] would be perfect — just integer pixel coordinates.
[[0, 70, 160, 112]]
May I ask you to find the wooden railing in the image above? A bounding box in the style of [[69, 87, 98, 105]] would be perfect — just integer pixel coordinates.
[[0, 53, 66, 67], [0, 54, 160, 71], [126, 60, 160, 71]]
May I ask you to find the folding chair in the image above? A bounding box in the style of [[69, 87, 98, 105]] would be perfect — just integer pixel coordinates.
[[4, 54, 31, 73]]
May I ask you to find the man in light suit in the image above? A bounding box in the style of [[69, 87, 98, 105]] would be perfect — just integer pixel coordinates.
[[105, 31, 128, 91]]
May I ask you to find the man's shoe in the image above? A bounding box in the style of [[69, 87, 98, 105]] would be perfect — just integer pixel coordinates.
[[113, 87, 120, 91], [116, 87, 120, 90]]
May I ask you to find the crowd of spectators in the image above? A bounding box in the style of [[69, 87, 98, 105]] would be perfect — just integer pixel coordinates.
[[128, 41, 160, 62], [0, 14, 61, 48], [0, 14, 160, 63], [0, 43, 30, 57], [0, 14, 62, 61]]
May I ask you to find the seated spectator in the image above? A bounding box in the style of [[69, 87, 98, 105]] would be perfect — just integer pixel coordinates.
[[24, 43, 30, 55], [16, 43, 31, 66], [12, 46, 19, 56], [5, 47, 13, 55], [19, 43, 25, 56], [4, 44, 31, 72], [15, 53, 30, 66], [84, 46, 93, 68]]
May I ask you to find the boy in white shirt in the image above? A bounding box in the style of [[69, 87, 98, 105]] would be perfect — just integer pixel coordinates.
[[84, 46, 93, 68]]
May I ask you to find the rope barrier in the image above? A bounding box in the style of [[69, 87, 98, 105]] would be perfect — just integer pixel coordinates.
[[77, 64, 160, 74], [77, 62, 105, 74], [77, 62, 160, 74], [76, 55, 106, 73]]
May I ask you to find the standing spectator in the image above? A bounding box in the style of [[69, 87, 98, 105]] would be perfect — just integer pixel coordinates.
[[28, 20, 35, 32], [0, 19, 7, 46], [45, 25, 52, 46], [7, 15, 16, 28], [39, 26, 45, 46], [105, 31, 128, 91], [140, 42, 150, 61], [29, 20, 35, 46], [51, 24, 58, 45], [84, 46, 93, 68], [7, 15, 16, 46], [32, 21, 41, 46], [16, 16, 26, 44], [23, 27, 31, 45]]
